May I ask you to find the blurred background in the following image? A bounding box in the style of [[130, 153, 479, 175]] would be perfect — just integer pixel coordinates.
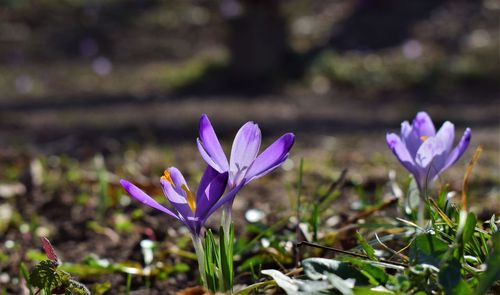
[[0, 0, 498, 142], [0, 0, 498, 292]]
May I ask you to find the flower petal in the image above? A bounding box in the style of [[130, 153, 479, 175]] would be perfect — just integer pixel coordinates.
[[203, 183, 244, 223], [416, 121, 456, 184], [412, 112, 436, 138], [414, 135, 450, 188], [120, 179, 178, 219], [386, 133, 418, 176], [245, 133, 295, 182], [198, 114, 229, 173], [435, 121, 455, 154], [160, 179, 187, 204], [197, 138, 223, 173], [160, 179, 193, 221], [415, 136, 448, 169], [167, 167, 188, 192], [196, 165, 221, 204], [162, 167, 194, 220], [229, 122, 261, 186], [400, 121, 421, 158], [443, 128, 471, 171], [195, 171, 228, 219]]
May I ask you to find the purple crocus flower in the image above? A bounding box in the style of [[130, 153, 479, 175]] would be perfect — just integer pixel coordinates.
[[386, 112, 471, 191], [197, 114, 295, 189], [120, 166, 242, 236]]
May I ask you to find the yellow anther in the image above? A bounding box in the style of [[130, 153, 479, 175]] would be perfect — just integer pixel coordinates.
[[161, 170, 174, 185], [181, 184, 196, 213], [420, 136, 428, 141]]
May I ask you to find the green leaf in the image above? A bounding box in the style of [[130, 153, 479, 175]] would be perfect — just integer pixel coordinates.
[[261, 269, 303, 294], [451, 280, 473, 295], [437, 185, 449, 210], [261, 269, 332, 295], [91, 282, 112, 295], [462, 212, 477, 245], [342, 257, 388, 285], [125, 273, 132, 295], [490, 215, 497, 233], [438, 259, 462, 295], [239, 254, 269, 271], [220, 224, 234, 292], [391, 274, 410, 293], [68, 279, 91, 295], [326, 273, 355, 295], [309, 204, 320, 241], [173, 262, 189, 272], [29, 260, 71, 293], [352, 286, 394, 294], [302, 258, 369, 285], [303, 257, 342, 280], [409, 234, 449, 266], [263, 258, 370, 295], [475, 232, 500, 294], [355, 232, 377, 261], [360, 265, 388, 286], [203, 230, 218, 292]]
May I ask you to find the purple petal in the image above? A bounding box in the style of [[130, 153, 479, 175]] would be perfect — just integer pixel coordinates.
[[229, 122, 261, 186], [401, 121, 412, 138], [196, 166, 221, 204], [415, 136, 448, 169], [167, 167, 188, 193], [443, 128, 471, 171], [160, 179, 187, 204], [197, 139, 222, 173], [198, 114, 229, 173], [120, 179, 178, 219], [414, 135, 450, 187], [400, 121, 421, 158], [160, 179, 194, 221], [412, 112, 436, 138], [162, 167, 193, 219], [435, 121, 455, 154], [419, 122, 455, 184], [195, 171, 228, 219], [245, 133, 295, 183], [386, 133, 418, 176], [203, 183, 244, 223]]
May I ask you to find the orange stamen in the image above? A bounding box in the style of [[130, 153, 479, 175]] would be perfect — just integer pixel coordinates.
[[420, 136, 428, 141], [161, 170, 174, 185], [181, 184, 196, 213]]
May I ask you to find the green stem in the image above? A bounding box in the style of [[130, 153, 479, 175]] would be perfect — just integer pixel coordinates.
[[221, 205, 234, 293], [191, 235, 208, 288], [418, 196, 425, 227], [222, 204, 232, 244]]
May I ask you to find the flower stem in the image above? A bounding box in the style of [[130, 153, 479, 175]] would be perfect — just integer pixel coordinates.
[[222, 204, 232, 244], [191, 235, 207, 288], [418, 195, 426, 227]]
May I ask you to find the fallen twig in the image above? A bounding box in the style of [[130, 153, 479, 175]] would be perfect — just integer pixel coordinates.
[[296, 241, 408, 267]]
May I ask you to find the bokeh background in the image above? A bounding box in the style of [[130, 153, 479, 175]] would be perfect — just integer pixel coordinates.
[[1, 0, 498, 137], [0, 0, 499, 292]]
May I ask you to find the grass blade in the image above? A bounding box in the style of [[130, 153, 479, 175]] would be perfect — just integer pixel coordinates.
[[461, 146, 482, 211]]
